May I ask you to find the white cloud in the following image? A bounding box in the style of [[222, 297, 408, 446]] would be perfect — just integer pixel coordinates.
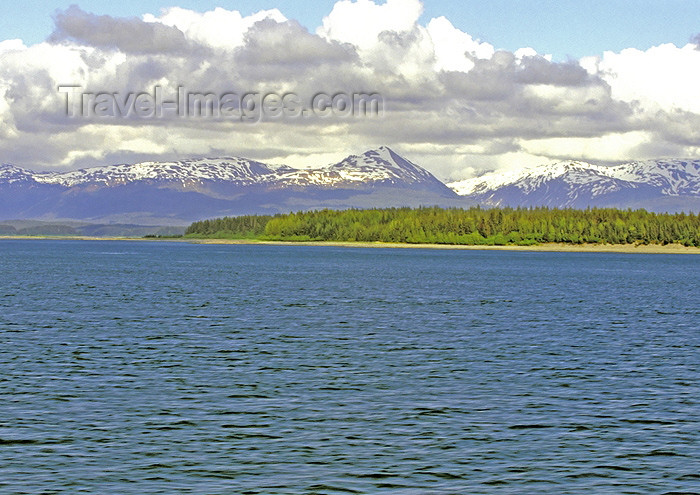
[[143, 7, 287, 49], [514, 47, 552, 62], [317, 1, 495, 78], [522, 83, 613, 114], [1, 42, 90, 86], [0, 39, 26, 54], [316, 0, 437, 80], [520, 131, 653, 162], [514, 47, 537, 60], [318, 0, 423, 49], [581, 43, 700, 114], [426, 16, 494, 72]]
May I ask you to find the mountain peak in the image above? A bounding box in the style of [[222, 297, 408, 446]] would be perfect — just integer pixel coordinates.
[[0, 164, 35, 183], [322, 147, 450, 193], [371, 145, 396, 156], [448, 160, 618, 196], [1, 163, 24, 172], [448, 158, 700, 210], [360, 146, 407, 164], [2, 147, 453, 195], [32, 156, 279, 187]]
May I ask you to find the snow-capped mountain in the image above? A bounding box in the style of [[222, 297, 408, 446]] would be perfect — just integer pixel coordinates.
[[326, 147, 444, 185], [3, 150, 700, 225], [5, 146, 450, 191], [448, 159, 700, 211], [0, 164, 36, 184], [33, 157, 279, 187], [609, 160, 700, 195], [269, 147, 449, 190], [0, 147, 457, 224]]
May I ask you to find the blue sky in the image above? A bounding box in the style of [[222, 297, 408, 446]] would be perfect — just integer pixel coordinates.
[[3, 0, 700, 59]]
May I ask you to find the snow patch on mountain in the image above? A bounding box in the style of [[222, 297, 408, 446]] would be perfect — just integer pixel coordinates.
[[0, 164, 36, 184], [608, 159, 700, 195], [32, 157, 277, 187], [2, 147, 450, 192], [448, 159, 700, 198]]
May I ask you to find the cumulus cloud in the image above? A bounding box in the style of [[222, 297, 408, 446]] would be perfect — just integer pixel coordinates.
[[143, 6, 287, 50], [0, 39, 26, 53], [521, 131, 653, 163], [427, 16, 494, 72], [581, 43, 700, 114], [317, 0, 423, 49], [50, 5, 191, 54], [237, 19, 357, 68], [0, 0, 698, 178]]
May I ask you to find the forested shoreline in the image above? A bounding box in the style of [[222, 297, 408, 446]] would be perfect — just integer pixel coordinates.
[[185, 207, 700, 246]]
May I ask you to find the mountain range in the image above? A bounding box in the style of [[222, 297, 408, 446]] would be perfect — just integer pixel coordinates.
[[0, 147, 457, 226], [1, 148, 699, 230], [447, 159, 700, 212]]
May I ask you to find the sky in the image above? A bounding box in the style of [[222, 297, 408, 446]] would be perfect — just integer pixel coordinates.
[[1, 0, 699, 179], [3, 0, 700, 60]]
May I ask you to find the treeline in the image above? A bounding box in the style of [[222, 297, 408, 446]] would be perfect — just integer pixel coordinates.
[[186, 214, 276, 239], [185, 207, 700, 246]]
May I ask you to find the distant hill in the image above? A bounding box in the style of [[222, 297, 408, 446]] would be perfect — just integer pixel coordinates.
[[0, 220, 185, 237]]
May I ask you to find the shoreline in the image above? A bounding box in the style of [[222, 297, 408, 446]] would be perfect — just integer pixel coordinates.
[[192, 239, 700, 254], [2, 236, 696, 254]]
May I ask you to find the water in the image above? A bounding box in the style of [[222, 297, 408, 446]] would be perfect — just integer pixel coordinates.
[[0, 240, 698, 494]]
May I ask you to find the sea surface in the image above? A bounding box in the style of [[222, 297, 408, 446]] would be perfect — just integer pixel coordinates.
[[0, 240, 698, 495]]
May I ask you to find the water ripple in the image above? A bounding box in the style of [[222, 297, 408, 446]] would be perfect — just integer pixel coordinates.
[[0, 241, 698, 494]]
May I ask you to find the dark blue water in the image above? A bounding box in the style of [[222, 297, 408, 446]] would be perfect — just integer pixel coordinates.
[[0, 240, 698, 494]]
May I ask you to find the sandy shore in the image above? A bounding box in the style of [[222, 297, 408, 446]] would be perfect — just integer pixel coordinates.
[[192, 239, 700, 254], [1, 235, 699, 254]]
